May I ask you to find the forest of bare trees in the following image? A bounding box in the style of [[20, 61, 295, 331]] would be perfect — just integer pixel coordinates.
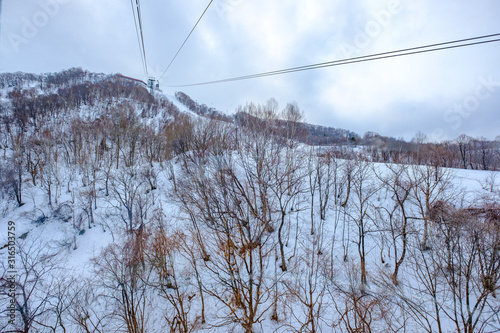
[[0, 70, 500, 332]]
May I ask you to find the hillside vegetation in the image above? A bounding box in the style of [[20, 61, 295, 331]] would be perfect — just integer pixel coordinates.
[[1, 69, 500, 332]]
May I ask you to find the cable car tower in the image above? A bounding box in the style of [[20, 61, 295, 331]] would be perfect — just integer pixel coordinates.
[[148, 77, 159, 94], [148, 77, 155, 94]]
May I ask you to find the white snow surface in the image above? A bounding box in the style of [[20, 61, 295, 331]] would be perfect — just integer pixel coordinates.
[[1, 77, 499, 332]]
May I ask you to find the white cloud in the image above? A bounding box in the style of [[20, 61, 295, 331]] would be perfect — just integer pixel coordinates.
[[1, 0, 499, 139]]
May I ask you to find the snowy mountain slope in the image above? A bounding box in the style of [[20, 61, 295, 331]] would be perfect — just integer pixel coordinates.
[[0, 69, 499, 332]]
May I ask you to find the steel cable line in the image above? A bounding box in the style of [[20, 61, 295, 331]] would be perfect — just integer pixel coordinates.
[[130, 0, 148, 79], [159, 0, 214, 81], [136, 0, 149, 78], [130, 0, 147, 78], [168, 33, 500, 87]]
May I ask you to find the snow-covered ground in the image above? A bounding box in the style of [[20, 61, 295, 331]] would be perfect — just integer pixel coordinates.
[[1, 148, 499, 332], [1, 71, 500, 332]]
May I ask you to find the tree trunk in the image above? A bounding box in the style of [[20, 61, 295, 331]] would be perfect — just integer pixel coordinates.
[[278, 214, 287, 271]]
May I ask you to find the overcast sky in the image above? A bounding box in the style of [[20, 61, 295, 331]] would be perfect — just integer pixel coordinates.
[[1, 0, 499, 141]]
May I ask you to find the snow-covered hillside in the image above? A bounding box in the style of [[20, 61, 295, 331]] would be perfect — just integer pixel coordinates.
[[1, 69, 500, 332]]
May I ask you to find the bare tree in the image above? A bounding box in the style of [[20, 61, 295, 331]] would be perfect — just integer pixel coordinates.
[[330, 262, 392, 333], [148, 229, 197, 333], [93, 237, 153, 333], [0, 238, 60, 333], [398, 201, 500, 333], [339, 157, 357, 262], [407, 165, 454, 250], [174, 133, 276, 332], [270, 144, 306, 272], [109, 165, 151, 232], [7, 129, 25, 206], [346, 160, 380, 288], [457, 134, 471, 169], [240, 102, 307, 272], [308, 148, 319, 237], [374, 164, 414, 285], [176, 224, 208, 324], [317, 152, 336, 222], [433, 204, 500, 332], [69, 279, 111, 333], [44, 276, 78, 333], [282, 232, 330, 332]]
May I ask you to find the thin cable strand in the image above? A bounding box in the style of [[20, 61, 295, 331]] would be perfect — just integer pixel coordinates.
[[159, 0, 214, 80], [168, 33, 500, 87], [130, 0, 148, 79], [136, 0, 149, 78]]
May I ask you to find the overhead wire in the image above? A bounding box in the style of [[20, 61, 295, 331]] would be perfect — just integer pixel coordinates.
[[130, 0, 148, 79], [167, 33, 500, 87], [136, 0, 149, 78], [159, 0, 214, 81], [130, 0, 147, 78]]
